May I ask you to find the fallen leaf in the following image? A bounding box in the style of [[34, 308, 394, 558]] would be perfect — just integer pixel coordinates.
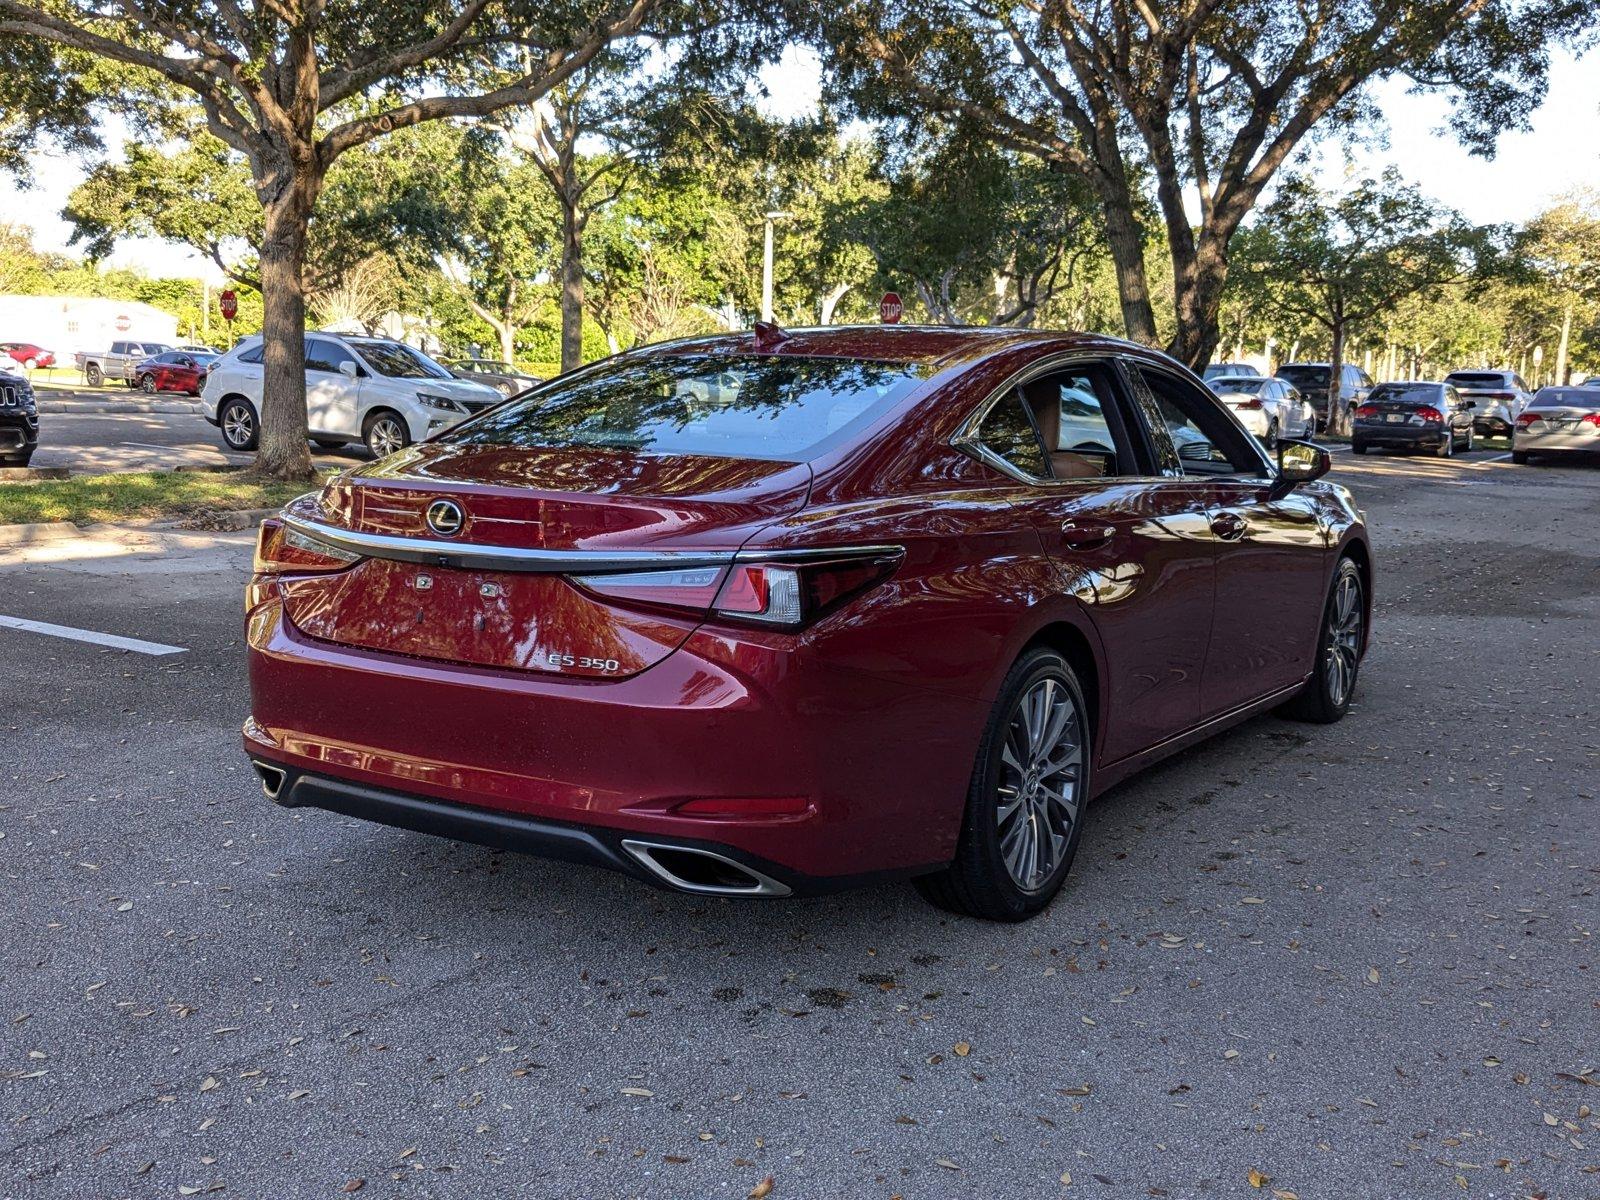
[[747, 1178, 775, 1200], [341, 1182, 365, 1193], [621, 1087, 654, 1098], [1223, 1050, 1241, 1060], [1248, 1168, 1270, 1188], [1060, 1170, 1072, 1186], [953, 1042, 971, 1057], [935, 1158, 961, 1171], [1367, 967, 1380, 984], [199, 1076, 219, 1093], [287, 1089, 310, 1100]]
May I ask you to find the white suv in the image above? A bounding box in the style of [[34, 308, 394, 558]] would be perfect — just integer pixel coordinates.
[[201, 333, 504, 457]]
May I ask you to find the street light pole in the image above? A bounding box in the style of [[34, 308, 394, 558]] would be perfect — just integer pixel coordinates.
[[761, 211, 793, 323]]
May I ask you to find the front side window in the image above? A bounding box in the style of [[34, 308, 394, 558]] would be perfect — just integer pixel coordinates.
[[1019, 367, 1134, 479], [448, 353, 930, 462], [1134, 367, 1265, 477], [351, 340, 452, 380]]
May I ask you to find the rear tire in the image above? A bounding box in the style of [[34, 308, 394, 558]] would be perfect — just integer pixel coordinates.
[[138, 373, 156, 393], [0, 450, 33, 468], [1351, 440, 1367, 455], [85, 363, 102, 387], [1280, 558, 1364, 724], [219, 397, 259, 451], [914, 648, 1090, 922], [1511, 450, 1529, 465], [1435, 432, 1453, 458]]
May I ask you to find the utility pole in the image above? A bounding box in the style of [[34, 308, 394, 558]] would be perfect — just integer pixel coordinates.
[[761, 211, 793, 323]]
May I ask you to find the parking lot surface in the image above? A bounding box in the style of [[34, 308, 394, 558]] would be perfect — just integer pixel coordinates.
[[1, 450, 1596, 1199]]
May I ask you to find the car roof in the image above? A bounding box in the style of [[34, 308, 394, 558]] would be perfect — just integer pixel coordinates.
[[639, 324, 1173, 371]]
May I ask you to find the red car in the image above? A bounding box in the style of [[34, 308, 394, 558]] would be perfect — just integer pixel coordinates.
[[245, 326, 1371, 920], [1, 342, 55, 370], [134, 350, 216, 395]]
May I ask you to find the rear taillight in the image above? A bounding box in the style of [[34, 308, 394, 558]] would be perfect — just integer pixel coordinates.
[[1582, 413, 1600, 428], [252, 518, 361, 574], [1416, 406, 1443, 423], [1354, 404, 1378, 419], [1516, 412, 1539, 428], [1236, 397, 1263, 410], [1483, 391, 1514, 401], [574, 551, 901, 630]]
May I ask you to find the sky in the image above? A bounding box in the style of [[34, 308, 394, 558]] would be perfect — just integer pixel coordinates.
[[2, 42, 1596, 283]]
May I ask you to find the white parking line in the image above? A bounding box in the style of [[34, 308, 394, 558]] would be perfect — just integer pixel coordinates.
[[0, 614, 187, 656]]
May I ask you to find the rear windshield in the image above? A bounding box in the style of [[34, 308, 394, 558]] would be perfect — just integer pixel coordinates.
[[1370, 383, 1443, 403], [1213, 378, 1266, 394], [445, 353, 929, 461], [1445, 372, 1506, 387], [1530, 388, 1591, 408], [1278, 366, 1329, 389]]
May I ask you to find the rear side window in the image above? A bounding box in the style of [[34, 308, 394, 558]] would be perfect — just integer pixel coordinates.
[[975, 390, 1050, 477], [236, 344, 264, 365], [447, 353, 930, 462]]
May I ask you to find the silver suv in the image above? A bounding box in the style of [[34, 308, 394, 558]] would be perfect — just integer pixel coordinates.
[[1442, 370, 1532, 437]]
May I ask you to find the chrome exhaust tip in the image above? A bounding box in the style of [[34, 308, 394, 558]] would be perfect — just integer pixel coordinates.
[[621, 839, 791, 898], [252, 761, 287, 801]]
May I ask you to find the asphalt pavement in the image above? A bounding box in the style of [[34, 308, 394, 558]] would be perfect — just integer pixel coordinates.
[[1, 450, 1596, 1200]]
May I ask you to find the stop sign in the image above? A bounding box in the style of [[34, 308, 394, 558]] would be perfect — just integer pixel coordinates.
[[880, 292, 903, 324], [115, 314, 131, 332], [219, 289, 238, 321]]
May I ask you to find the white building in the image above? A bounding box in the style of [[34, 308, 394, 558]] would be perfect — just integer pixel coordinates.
[[0, 295, 180, 357]]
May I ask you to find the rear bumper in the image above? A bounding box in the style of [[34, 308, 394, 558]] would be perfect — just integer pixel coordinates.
[[1352, 423, 1447, 448], [1515, 426, 1600, 454], [244, 596, 981, 886], [251, 761, 912, 897]]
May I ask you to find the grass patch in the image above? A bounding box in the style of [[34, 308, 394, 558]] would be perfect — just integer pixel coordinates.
[[0, 469, 321, 526]]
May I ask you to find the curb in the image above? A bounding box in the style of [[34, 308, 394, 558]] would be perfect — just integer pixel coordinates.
[[37, 400, 205, 415], [0, 520, 79, 546]]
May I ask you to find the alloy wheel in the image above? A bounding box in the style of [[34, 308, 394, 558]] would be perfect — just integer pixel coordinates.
[[995, 676, 1083, 892], [367, 416, 406, 457], [222, 403, 254, 449], [139, 374, 156, 393], [1325, 569, 1363, 708]]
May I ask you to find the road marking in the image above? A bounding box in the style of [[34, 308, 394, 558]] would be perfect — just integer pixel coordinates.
[[1479, 452, 1512, 463], [0, 614, 187, 656]]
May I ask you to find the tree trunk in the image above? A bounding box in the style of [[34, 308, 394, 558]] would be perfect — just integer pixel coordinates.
[[1555, 299, 1574, 385], [1098, 186, 1159, 346], [559, 197, 584, 374], [1327, 321, 1348, 437], [820, 282, 850, 325], [498, 319, 517, 365], [1167, 233, 1228, 369], [254, 186, 317, 482]]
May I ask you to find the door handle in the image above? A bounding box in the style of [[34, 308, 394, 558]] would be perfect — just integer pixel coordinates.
[[1060, 521, 1115, 549], [1209, 511, 1247, 541]]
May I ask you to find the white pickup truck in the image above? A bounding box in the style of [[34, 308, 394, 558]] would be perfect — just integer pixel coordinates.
[[75, 339, 175, 387]]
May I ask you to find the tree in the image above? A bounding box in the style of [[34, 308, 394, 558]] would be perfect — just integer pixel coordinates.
[[1520, 190, 1600, 384], [861, 122, 1103, 327], [823, 0, 1593, 366], [1234, 171, 1496, 433], [0, 0, 675, 479]]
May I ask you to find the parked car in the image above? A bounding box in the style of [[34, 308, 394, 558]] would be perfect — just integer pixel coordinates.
[[76, 340, 175, 387], [1441, 369, 1531, 437], [202, 333, 502, 457], [134, 350, 217, 396], [1202, 362, 1263, 382], [1578, 375, 1600, 388], [0, 368, 39, 467], [1, 341, 55, 370], [1351, 381, 1474, 456], [1277, 362, 1374, 429], [1512, 386, 1600, 464], [445, 358, 542, 397], [243, 325, 1371, 921], [177, 344, 221, 355], [1207, 375, 1315, 446]]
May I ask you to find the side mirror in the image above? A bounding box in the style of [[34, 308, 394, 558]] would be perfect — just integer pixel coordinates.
[[338, 360, 358, 379], [1268, 439, 1330, 500]]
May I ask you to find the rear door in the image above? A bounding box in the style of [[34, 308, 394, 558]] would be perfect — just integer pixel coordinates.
[[969, 361, 1219, 762], [304, 337, 362, 436], [1126, 364, 1327, 716]]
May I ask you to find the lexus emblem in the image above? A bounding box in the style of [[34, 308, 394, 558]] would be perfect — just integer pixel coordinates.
[[425, 499, 464, 537]]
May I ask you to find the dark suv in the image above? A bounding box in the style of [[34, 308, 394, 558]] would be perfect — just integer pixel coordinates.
[[1277, 362, 1375, 429], [0, 369, 39, 467]]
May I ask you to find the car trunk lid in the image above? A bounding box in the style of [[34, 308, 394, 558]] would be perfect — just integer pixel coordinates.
[[277, 442, 811, 677]]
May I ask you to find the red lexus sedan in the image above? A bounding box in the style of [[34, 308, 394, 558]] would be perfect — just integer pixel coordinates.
[[134, 350, 216, 395], [245, 326, 1371, 920], [1, 342, 55, 370]]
